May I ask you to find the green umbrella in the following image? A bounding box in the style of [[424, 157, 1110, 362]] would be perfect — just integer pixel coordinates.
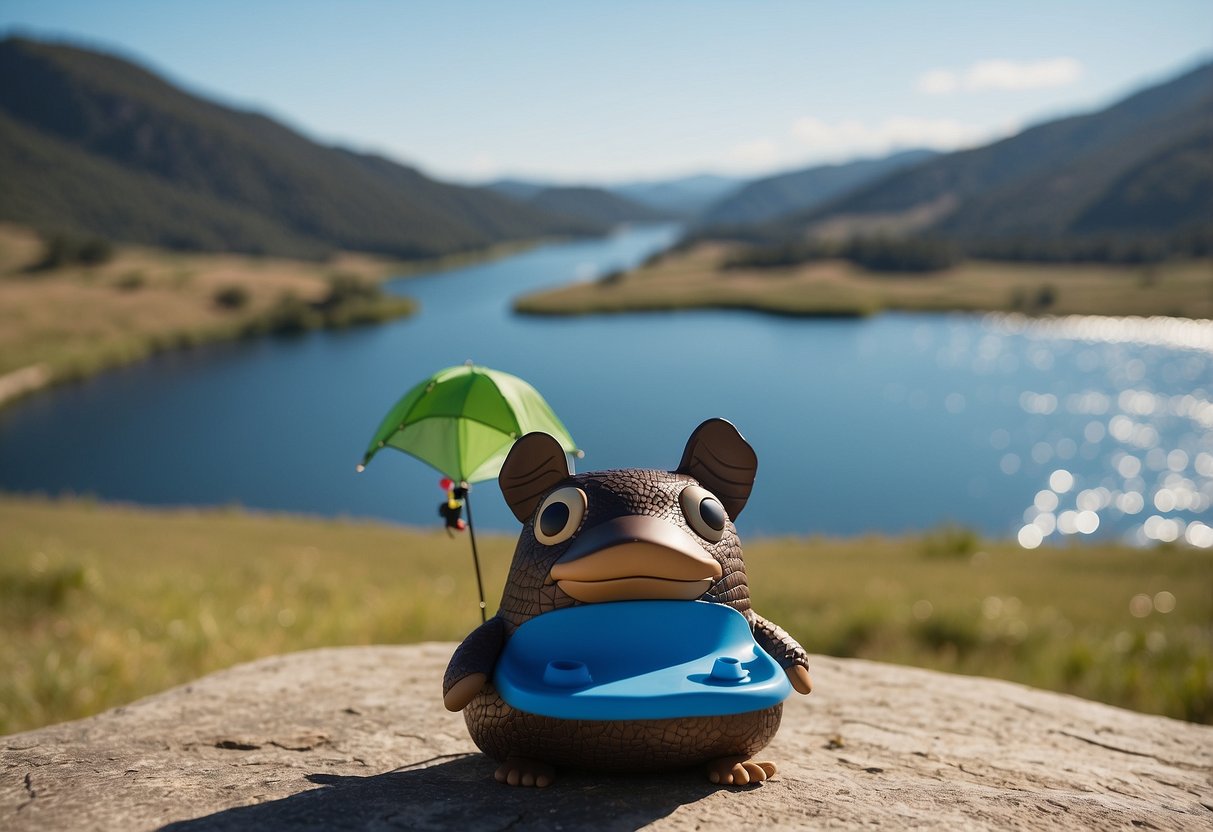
[[358, 363, 579, 481], [357, 363, 580, 621]]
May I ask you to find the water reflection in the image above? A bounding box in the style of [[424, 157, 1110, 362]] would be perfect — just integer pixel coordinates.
[[984, 314, 1213, 548]]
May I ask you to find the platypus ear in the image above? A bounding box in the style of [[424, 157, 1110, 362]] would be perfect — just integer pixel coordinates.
[[499, 432, 573, 523], [675, 419, 758, 520]]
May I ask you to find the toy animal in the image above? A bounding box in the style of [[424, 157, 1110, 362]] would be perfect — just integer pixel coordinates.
[[442, 419, 812, 787]]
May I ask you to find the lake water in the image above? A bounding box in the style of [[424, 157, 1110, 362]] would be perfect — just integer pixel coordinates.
[[1, 224, 1210, 547]]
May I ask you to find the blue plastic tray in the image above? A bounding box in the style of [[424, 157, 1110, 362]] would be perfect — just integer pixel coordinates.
[[494, 600, 791, 720]]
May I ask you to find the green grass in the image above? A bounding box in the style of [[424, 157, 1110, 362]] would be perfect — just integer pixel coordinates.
[[514, 242, 1213, 319], [1, 495, 1209, 736], [0, 225, 415, 407]]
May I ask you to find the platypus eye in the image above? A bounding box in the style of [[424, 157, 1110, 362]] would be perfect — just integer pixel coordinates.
[[680, 485, 727, 543], [534, 486, 587, 545]]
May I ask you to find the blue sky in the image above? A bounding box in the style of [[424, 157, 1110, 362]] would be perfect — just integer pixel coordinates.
[[2, 1, 1209, 183]]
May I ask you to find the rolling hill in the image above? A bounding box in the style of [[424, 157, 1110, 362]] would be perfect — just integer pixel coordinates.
[[524, 186, 671, 225], [484, 178, 551, 201], [610, 174, 748, 217], [0, 37, 601, 259], [773, 60, 1213, 244], [696, 149, 938, 228], [486, 181, 671, 226]]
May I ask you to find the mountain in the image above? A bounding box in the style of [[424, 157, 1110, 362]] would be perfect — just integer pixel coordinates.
[[1070, 126, 1213, 235], [0, 37, 601, 259], [610, 174, 748, 217], [485, 178, 550, 201], [485, 179, 671, 225], [525, 186, 672, 225], [696, 149, 938, 228], [775, 61, 1213, 243]]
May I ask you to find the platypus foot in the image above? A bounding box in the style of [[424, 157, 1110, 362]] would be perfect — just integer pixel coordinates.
[[706, 756, 777, 786], [494, 756, 556, 788]]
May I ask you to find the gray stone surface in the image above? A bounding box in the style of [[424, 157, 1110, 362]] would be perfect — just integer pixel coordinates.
[[2, 644, 1210, 831]]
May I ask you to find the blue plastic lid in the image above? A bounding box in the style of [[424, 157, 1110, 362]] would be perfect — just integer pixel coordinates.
[[494, 600, 792, 720]]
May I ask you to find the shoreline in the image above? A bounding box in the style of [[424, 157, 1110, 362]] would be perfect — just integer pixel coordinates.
[[514, 241, 1213, 320], [0, 301, 418, 413], [0, 226, 568, 414], [0, 363, 51, 410], [6, 225, 1212, 415]]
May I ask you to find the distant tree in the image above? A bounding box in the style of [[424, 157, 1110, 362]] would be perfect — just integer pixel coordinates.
[[260, 293, 320, 334], [963, 229, 1211, 264], [918, 523, 980, 559], [213, 285, 251, 310], [1035, 284, 1057, 310], [724, 235, 958, 274], [29, 232, 114, 271], [76, 236, 114, 266], [114, 271, 146, 291], [843, 236, 959, 273], [315, 273, 378, 310]]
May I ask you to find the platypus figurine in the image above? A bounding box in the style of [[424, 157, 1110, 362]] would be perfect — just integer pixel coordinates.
[[442, 419, 812, 787]]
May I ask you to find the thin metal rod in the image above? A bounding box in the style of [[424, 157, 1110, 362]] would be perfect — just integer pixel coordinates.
[[462, 485, 487, 623]]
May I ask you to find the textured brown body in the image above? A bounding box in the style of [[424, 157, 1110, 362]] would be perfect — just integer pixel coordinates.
[[443, 422, 810, 782], [465, 683, 783, 772]]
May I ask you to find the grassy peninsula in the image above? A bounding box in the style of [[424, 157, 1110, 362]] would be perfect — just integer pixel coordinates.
[[514, 242, 1213, 318], [0, 224, 421, 408], [2, 495, 1209, 735]]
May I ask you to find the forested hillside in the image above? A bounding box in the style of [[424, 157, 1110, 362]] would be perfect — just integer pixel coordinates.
[[0, 37, 601, 259]]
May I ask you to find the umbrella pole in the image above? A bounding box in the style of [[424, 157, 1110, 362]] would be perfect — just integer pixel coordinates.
[[462, 484, 488, 623]]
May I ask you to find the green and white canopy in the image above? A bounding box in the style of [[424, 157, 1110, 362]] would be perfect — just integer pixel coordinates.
[[359, 364, 579, 483]]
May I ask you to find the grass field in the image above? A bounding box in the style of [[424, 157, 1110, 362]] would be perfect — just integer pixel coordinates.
[[0, 224, 419, 407], [515, 242, 1213, 318], [1, 495, 1209, 736]]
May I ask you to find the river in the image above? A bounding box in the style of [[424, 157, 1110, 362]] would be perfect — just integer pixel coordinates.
[[0, 224, 1209, 546]]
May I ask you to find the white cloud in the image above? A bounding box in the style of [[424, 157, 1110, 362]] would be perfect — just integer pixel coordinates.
[[917, 57, 1083, 95], [790, 116, 1012, 158], [916, 68, 959, 95], [967, 57, 1083, 91], [727, 138, 782, 171]]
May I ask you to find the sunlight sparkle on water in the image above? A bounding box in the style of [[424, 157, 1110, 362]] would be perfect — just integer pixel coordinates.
[[1017, 525, 1043, 549], [1075, 510, 1100, 534], [1117, 454, 1142, 478], [1033, 512, 1057, 535], [1020, 391, 1057, 414], [987, 314, 1213, 354], [1031, 442, 1054, 464], [1142, 515, 1183, 543], [1184, 521, 1213, 548], [1004, 318, 1213, 549], [1057, 511, 1079, 535], [1116, 492, 1145, 514], [1084, 421, 1106, 443], [1048, 469, 1074, 492], [1197, 453, 1213, 477], [1075, 488, 1110, 511]]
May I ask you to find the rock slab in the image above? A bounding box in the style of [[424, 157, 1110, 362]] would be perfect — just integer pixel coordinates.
[[2, 644, 1210, 831]]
